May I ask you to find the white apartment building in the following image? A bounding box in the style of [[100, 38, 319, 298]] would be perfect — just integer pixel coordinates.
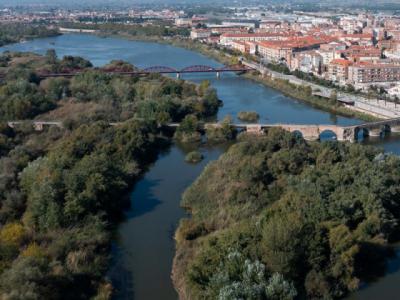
[[175, 18, 192, 27], [292, 51, 323, 75], [219, 33, 289, 46], [190, 29, 211, 40]]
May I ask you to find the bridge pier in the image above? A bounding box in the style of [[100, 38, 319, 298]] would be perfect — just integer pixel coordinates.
[[245, 125, 264, 135], [33, 123, 44, 131], [216, 72, 220, 79], [176, 73, 181, 79], [301, 127, 320, 142], [303, 134, 320, 141], [336, 127, 358, 143]]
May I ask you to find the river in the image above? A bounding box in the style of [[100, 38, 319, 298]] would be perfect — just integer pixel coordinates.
[[2, 33, 400, 299]]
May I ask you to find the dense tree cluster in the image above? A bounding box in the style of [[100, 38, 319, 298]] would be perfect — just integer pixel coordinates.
[[174, 129, 400, 299], [0, 120, 160, 298], [0, 51, 221, 298], [0, 52, 220, 124], [0, 120, 163, 299], [0, 23, 59, 47]]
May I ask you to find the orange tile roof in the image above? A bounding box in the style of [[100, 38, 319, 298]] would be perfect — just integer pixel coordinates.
[[221, 32, 291, 38], [330, 59, 352, 66], [258, 35, 332, 49], [351, 61, 400, 68], [340, 33, 373, 39]]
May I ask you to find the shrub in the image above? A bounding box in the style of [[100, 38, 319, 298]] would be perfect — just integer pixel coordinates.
[[185, 151, 204, 163], [237, 111, 260, 122]]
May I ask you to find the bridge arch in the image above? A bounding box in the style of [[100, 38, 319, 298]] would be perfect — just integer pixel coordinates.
[[319, 129, 337, 141], [180, 65, 216, 73], [360, 126, 383, 138], [142, 66, 178, 73], [290, 130, 304, 139]]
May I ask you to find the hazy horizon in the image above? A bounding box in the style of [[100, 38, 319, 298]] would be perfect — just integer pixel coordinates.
[[1, 0, 399, 5]]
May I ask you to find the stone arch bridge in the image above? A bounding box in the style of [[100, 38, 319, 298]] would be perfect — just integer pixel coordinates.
[[7, 118, 400, 142]]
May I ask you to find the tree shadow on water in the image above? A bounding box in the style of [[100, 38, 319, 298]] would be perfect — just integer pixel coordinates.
[[124, 177, 162, 219]]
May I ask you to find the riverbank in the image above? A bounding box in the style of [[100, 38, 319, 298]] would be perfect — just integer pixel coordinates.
[[91, 31, 379, 122], [0, 24, 60, 47], [244, 72, 379, 122]]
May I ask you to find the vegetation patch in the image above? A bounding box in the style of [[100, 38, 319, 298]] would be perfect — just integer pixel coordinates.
[[237, 111, 260, 122], [174, 128, 400, 299], [205, 117, 237, 143], [173, 115, 202, 143], [185, 151, 204, 164], [0, 24, 60, 47], [0, 51, 221, 299]]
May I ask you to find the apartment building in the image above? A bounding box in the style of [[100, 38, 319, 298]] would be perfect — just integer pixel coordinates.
[[317, 42, 346, 65], [209, 26, 248, 35], [258, 41, 294, 63], [384, 18, 400, 30], [230, 41, 248, 53], [340, 45, 382, 62], [339, 33, 374, 46], [219, 33, 290, 46], [190, 28, 211, 40], [327, 59, 352, 84], [339, 17, 365, 33], [257, 36, 331, 65], [175, 18, 192, 27], [259, 20, 289, 30], [348, 62, 400, 86], [291, 51, 322, 75]]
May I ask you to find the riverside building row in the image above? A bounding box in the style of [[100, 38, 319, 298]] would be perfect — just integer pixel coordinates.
[[190, 14, 400, 96]]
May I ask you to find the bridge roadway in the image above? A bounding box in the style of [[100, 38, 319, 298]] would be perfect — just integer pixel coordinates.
[[8, 117, 400, 142]]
